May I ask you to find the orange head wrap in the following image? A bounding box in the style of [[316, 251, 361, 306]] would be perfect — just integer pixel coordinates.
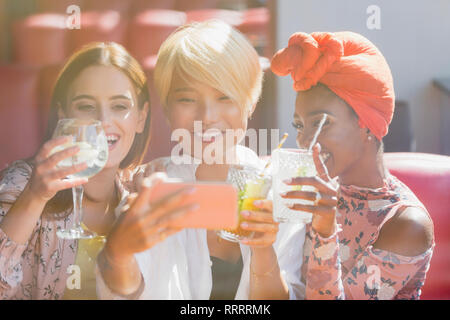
[[271, 31, 395, 140]]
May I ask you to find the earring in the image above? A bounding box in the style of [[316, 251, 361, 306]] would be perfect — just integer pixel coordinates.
[[368, 136, 373, 141]]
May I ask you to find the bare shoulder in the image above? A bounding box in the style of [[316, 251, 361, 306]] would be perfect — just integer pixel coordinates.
[[373, 207, 434, 257]]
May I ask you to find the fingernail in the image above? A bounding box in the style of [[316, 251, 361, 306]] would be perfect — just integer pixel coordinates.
[[283, 178, 292, 184], [241, 222, 248, 228], [287, 204, 295, 209], [241, 211, 250, 217], [280, 191, 289, 197]]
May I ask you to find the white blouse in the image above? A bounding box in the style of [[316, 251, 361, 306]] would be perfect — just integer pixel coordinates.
[[96, 145, 306, 300]]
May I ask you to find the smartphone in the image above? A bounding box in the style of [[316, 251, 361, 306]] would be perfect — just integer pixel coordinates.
[[148, 179, 239, 230]]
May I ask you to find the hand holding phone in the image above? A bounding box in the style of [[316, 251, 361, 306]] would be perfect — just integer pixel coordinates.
[[106, 174, 239, 266]]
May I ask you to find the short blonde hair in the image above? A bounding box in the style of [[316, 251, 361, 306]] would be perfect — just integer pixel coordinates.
[[154, 20, 263, 117]]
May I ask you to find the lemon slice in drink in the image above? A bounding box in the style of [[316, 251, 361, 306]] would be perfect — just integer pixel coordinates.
[[243, 177, 270, 198], [241, 197, 259, 211]]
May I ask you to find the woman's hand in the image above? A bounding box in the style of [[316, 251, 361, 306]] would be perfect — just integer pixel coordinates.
[[28, 136, 88, 202], [240, 199, 279, 251], [240, 199, 289, 299], [104, 172, 198, 264], [0, 136, 88, 244], [281, 143, 339, 238]]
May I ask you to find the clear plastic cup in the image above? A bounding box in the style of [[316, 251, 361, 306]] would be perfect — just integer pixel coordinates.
[[217, 166, 271, 242], [272, 148, 317, 224]]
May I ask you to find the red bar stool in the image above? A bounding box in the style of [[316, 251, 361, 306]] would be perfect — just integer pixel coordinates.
[[38, 64, 62, 138], [35, 0, 83, 13], [83, 0, 131, 14], [131, 0, 177, 13], [384, 152, 450, 299], [69, 10, 127, 53], [176, 0, 221, 11], [128, 9, 186, 71], [0, 65, 41, 170], [237, 7, 271, 57], [12, 14, 68, 68], [186, 9, 243, 27]]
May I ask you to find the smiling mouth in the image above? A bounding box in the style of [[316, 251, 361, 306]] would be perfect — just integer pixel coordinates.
[[193, 130, 224, 143], [106, 134, 120, 149]]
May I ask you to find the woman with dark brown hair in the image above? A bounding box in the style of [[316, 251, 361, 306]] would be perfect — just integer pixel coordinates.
[[0, 42, 192, 299]]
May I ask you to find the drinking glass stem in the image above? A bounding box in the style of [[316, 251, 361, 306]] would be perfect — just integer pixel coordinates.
[[72, 185, 84, 230]]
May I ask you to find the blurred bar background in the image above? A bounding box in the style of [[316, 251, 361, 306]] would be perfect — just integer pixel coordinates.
[[0, 0, 277, 169]]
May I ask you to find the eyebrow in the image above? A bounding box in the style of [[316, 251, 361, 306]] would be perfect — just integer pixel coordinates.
[[71, 94, 132, 102], [174, 87, 195, 93], [110, 95, 132, 101], [307, 110, 334, 117], [294, 110, 334, 120], [71, 94, 95, 102]]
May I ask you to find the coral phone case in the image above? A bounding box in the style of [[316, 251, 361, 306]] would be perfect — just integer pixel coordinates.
[[148, 180, 238, 230]]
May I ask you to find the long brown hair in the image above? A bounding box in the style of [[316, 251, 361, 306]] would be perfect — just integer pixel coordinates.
[[40, 42, 151, 218]]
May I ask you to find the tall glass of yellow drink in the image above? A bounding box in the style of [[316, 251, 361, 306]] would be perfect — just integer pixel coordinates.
[[217, 166, 271, 242]]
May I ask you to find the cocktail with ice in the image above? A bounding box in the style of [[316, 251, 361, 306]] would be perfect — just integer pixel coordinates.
[[218, 166, 271, 242], [272, 148, 317, 223]]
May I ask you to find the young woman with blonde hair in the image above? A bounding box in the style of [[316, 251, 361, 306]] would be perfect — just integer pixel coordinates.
[[97, 20, 305, 300]]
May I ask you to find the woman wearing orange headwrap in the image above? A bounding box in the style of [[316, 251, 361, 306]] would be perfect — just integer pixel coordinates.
[[271, 31, 434, 299]]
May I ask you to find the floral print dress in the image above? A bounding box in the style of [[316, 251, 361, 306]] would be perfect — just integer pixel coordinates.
[[0, 160, 130, 299], [301, 174, 435, 300]]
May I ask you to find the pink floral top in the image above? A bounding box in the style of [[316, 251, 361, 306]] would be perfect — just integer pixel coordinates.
[[301, 174, 435, 300], [0, 160, 131, 300]]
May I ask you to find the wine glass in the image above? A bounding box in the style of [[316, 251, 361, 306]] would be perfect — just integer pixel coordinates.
[[51, 118, 109, 239]]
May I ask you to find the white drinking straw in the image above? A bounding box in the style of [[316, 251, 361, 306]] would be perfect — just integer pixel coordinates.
[[308, 113, 328, 153]]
